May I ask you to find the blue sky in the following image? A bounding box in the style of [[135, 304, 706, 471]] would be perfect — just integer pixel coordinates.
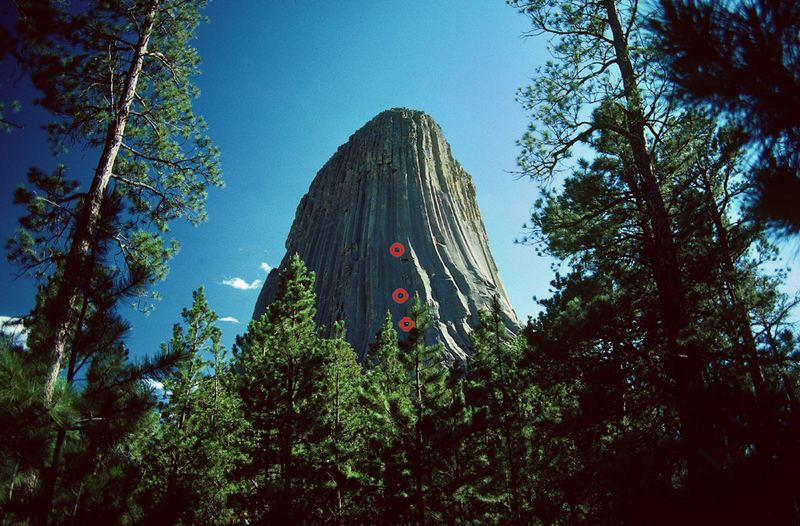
[[1, 1, 797, 359], [0, 2, 553, 357]]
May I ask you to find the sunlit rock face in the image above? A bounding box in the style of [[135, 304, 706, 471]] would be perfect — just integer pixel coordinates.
[[253, 108, 520, 361]]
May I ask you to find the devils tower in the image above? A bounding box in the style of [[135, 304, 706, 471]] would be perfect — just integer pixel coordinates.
[[253, 108, 520, 361]]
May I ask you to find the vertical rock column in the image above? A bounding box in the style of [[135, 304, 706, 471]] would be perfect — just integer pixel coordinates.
[[253, 108, 520, 361]]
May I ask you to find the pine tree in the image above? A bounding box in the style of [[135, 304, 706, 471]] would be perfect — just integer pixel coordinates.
[[651, 0, 800, 234], [357, 301, 456, 525], [3, 3, 220, 521], [0, 257, 184, 524], [0, 320, 50, 520], [6, 0, 222, 409], [519, 104, 800, 522], [509, 0, 727, 513], [310, 321, 363, 525], [465, 297, 530, 524], [232, 254, 330, 524], [435, 360, 472, 525], [132, 287, 245, 525], [399, 294, 448, 526], [359, 312, 414, 524]]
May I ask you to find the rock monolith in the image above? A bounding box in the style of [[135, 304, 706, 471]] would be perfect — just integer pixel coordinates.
[[253, 108, 520, 361]]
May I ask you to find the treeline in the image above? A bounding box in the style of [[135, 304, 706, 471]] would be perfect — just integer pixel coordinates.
[[3, 247, 798, 525], [1, 250, 563, 524]]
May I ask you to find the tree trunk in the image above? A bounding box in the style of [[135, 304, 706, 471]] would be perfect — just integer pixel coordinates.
[[42, 0, 160, 408], [450, 387, 464, 525], [700, 172, 764, 397], [602, 0, 719, 511], [280, 354, 295, 520], [333, 351, 342, 525], [37, 295, 91, 526], [493, 302, 520, 524], [414, 350, 425, 526]]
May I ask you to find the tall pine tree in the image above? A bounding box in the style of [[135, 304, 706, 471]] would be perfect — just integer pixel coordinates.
[[399, 294, 448, 526], [519, 105, 800, 523], [3, 3, 220, 522], [232, 254, 362, 524], [132, 287, 246, 525], [509, 1, 719, 507], [359, 312, 414, 525], [6, 0, 222, 409], [465, 297, 531, 524]]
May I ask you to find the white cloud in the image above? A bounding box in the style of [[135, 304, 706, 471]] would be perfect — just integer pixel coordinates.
[[219, 316, 240, 324], [144, 378, 171, 400], [144, 378, 164, 391], [220, 277, 262, 290], [0, 316, 19, 330], [220, 263, 271, 292], [0, 316, 28, 347]]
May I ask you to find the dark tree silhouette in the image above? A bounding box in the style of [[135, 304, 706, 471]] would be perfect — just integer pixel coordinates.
[[651, 0, 800, 235]]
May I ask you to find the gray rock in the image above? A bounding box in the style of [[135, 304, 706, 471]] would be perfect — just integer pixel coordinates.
[[253, 108, 521, 362]]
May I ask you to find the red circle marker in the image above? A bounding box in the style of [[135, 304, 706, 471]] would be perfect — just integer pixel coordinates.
[[392, 288, 408, 303], [390, 242, 404, 257], [399, 317, 414, 332]]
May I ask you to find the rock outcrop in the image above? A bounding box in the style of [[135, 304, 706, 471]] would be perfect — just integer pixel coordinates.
[[253, 108, 520, 361]]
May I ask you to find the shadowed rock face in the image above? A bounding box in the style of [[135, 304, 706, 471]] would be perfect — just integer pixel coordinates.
[[253, 108, 520, 361]]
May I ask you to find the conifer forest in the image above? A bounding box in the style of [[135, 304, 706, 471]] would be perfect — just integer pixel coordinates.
[[1, 1, 799, 524]]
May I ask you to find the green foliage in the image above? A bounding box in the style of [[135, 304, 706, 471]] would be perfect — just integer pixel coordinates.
[[1, 1, 222, 523], [0, 278, 186, 524], [317, 321, 364, 524], [508, 0, 663, 181], [0, 326, 50, 520], [517, 103, 800, 523], [508, 0, 800, 520], [356, 298, 469, 525], [131, 287, 247, 525], [359, 312, 415, 524], [231, 255, 363, 524], [399, 294, 445, 524], [651, 0, 800, 235], [8, 0, 222, 295], [465, 297, 532, 524]]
